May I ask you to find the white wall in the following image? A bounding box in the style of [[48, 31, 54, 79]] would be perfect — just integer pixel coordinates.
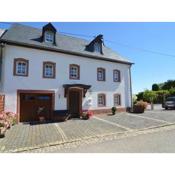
[[1, 45, 131, 113]]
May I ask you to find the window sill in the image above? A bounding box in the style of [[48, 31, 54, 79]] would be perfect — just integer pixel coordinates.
[[14, 74, 28, 77], [43, 76, 55, 79], [69, 77, 80, 80], [97, 80, 106, 82]]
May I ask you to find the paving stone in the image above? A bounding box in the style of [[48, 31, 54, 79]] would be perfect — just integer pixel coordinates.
[[139, 111, 175, 123], [0, 111, 175, 152], [100, 113, 164, 130]]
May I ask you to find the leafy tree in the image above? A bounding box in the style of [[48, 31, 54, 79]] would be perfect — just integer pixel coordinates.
[[155, 90, 169, 103], [136, 92, 144, 101], [162, 80, 175, 90], [152, 84, 159, 91], [143, 90, 157, 110], [143, 90, 157, 103], [169, 88, 175, 96]]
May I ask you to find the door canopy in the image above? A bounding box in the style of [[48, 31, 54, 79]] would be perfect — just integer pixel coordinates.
[[63, 84, 91, 97]]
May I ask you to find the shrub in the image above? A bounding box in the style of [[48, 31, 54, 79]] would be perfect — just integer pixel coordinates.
[[133, 101, 148, 113], [111, 107, 117, 115]]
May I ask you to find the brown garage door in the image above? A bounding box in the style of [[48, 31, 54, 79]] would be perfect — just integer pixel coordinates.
[[20, 93, 53, 122]]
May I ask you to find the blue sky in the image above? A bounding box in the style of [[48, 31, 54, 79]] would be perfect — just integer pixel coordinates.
[[0, 22, 175, 94]]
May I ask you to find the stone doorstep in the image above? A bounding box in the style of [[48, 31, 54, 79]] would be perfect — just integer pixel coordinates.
[[3, 122, 175, 153]]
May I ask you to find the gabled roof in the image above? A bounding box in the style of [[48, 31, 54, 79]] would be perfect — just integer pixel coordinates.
[[0, 23, 133, 65]]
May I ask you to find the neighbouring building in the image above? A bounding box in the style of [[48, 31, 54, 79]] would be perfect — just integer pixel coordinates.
[[0, 23, 133, 122]]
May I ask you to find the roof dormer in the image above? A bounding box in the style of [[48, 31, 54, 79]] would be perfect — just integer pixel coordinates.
[[86, 34, 104, 54], [41, 23, 57, 45]]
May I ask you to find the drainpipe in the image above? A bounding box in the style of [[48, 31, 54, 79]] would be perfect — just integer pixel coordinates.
[[129, 65, 133, 111]]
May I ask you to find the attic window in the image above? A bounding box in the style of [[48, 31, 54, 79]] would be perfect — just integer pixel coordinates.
[[94, 42, 101, 53], [44, 31, 54, 43]]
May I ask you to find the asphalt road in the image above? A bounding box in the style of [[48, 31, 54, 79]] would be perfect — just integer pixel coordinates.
[[51, 126, 175, 153]]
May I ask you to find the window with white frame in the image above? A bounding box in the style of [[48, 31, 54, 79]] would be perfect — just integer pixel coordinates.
[[43, 62, 55, 78], [44, 31, 54, 43], [94, 42, 101, 53], [97, 68, 105, 81], [114, 94, 121, 106], [70, 64, 80, 79], [98, 94, 106, 107], [14, 58, 28, 76], [113, 69, 120, 82]]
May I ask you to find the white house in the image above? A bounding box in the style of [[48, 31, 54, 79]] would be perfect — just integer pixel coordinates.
[[0, 23, 133, 122]]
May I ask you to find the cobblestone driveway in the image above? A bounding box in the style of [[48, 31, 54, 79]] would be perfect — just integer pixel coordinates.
[[0, 110, 175, 153]]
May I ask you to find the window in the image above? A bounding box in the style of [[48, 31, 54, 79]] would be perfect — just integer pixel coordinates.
[[97, 68, 105, 81], [114, 94, 121, 106], [94, 42, 101, 53], [44, 31, 54, 43], [69, 64, 80, 79], [14, 58, 29, 76], [37, 95, 51, 100], [23, 95, 35, 101], [113, 69, 121, 82], [98, 94, 106, 107], [43, 62, 56, 78]]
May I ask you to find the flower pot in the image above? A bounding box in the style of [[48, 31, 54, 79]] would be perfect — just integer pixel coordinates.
[[81, 113, 90, 120]]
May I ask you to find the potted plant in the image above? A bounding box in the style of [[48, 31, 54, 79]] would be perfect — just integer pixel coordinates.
[[111, 107, 117, 115], [81, 111, 90, 120]]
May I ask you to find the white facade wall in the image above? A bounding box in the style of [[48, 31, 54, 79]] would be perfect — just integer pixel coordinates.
[[1, 45, 131, 113]]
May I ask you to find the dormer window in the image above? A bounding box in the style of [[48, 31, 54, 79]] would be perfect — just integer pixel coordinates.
[[45, 31, 54, 43], [94, 42, 101, 53], [41, 23, 57, 45], [86, 34, 104, 54]]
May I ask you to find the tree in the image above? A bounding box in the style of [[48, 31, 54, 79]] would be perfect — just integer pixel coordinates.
[[152, 84, 159, 91], [162, 80, 175, 90], [136, 92, 144, 101], [169, 88, 175, 96], [155, 90, 169, 104], [143, 90, 157, 110]]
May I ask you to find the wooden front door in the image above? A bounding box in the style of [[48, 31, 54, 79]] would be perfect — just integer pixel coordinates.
[[68, 89, 82, 117], [20, 93, 53, 122]]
